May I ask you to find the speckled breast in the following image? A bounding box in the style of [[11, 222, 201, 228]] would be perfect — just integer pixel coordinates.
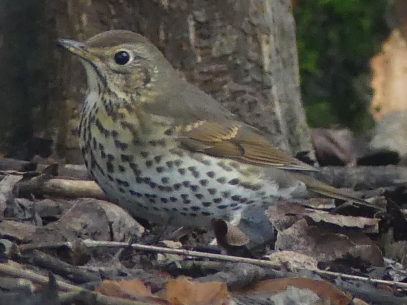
[[79, 101, 283, 228]]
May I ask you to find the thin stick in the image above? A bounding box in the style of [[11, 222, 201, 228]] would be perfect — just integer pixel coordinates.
[[19, 239, 407, 290]]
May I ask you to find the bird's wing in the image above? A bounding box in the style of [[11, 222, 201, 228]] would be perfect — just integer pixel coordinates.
[[180, 119, 316, 171], [144, 82, 315, 171]]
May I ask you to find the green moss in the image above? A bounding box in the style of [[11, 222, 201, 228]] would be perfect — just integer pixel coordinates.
[[295, 0, 388, 131]]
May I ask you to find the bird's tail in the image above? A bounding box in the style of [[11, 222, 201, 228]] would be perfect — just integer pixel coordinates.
[[292, 173, 383, 211]]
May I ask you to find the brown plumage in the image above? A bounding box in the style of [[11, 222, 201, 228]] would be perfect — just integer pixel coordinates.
[[58, 30, 377, 228]]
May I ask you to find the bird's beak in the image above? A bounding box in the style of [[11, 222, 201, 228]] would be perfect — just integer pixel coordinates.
[[57, 38, 98, 62]]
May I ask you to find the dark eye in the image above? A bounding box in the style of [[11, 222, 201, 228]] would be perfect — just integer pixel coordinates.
[[114, 51, 131, 65]]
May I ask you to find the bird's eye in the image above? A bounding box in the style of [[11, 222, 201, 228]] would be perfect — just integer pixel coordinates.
[[114, 50, 131, 65]]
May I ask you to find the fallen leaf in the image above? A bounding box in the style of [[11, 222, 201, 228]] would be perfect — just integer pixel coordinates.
[[162, 278, 230, 305]]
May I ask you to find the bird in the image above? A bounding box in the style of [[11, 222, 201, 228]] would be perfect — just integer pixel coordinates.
[[58, 30, 375, 228]]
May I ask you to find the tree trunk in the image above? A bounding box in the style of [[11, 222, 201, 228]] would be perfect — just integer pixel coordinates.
[[1, 0, 313, 163]]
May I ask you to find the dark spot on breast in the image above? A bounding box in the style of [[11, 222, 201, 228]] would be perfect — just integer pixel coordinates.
[[118, 165, 125, 172], [191, 171, 200, 178], [161, 177, 169, 184], [161, 198, 168, 203], [140, 151, 149, 158], [145, 160, 153, 167], [217, 161, 233, 172], [213, 198, 222, 204], [200, 159, 211, 166], [216, 177, 226, 184], [206, 171, 215, 178], [101, 151, 106, 159], [170, 197, 178, 202], [202, 211, 211, 216], [173, 183, 181, 190], [129, 190, 142, 197], [183, 181, 190, 187], [136, 177, 143, 183], [156, 166, 165, 173], [166, 161, 174, 168], [156, 139, 166, 146], [231, 195, 241, 201], [120, 120, 135, 130], [111, 130, 119, 138], [208, 188, 217, 195], [221, 191, 230, 198], [154, 155, 162, 163], [107, 154, 114, 162], [178, 168, 186, 175], [195, 194, 204, 199], [108, 174, 114, 181], [202, 201, 212, 207], [116, 178, 130, 187], [190, 185, 199, 192], [130, 163, 141, 177], [241, 182, 262, 191], [149, 182, 157, 188], [98, 143, 105, 151], [199, 179, 208, 186], [174, 160, 182, 167], [228, 178, 240, 185], [181, 194, 189, 200], [217, 205, 228, 209], [106, 161, 114, 173], [164, 128, 174, 136], [121, 154, 133, 162]]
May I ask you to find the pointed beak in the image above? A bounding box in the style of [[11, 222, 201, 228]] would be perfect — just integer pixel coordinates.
[[57, 38, 98, 62]]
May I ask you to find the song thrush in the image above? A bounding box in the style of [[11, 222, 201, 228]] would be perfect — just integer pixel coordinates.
[[58, 30, 371, 228]]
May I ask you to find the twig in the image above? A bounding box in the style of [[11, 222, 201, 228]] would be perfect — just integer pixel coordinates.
[[0, 263, 159, 305], [16, 177, 107, 200], [19, 239, 407, 290]]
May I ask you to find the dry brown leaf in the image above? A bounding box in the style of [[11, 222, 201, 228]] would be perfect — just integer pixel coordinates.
[[237, 278, 352, 305], [95, 279, 154, 300], [275, 219, 384, 266], [265, 200, 305, 231], [212, 219, 250, 247], [162, 278, 230, 305], [0, 220, 38, 242], [264, 250, 318, 271], [303, 211, 379, 233], [266, 201, 379, 233]]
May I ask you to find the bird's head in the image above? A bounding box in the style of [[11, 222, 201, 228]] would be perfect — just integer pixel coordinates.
[[58, 30, 177, 100]]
